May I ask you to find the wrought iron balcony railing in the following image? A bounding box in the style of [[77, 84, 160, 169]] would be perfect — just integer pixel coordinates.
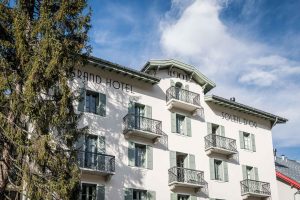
[[78, 151, 115, 174], [123, 114, 163, 136], [166, 86, 200, 106], [204, 134, 237, 153], [168, 166, 205, 186], [241, 179, 271, 196]]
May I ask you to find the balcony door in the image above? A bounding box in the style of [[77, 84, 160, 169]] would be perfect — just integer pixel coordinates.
[[134, 103, 145, 129], [176, 154, 187, 182], [175, 82, 182, 100], [85, 135, 98, 169]]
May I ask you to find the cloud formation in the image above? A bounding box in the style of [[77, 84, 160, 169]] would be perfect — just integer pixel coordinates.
[[159, 0, 300, 147]]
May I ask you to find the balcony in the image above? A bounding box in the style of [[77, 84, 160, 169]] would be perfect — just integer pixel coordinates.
[[168, 167, 206, 191], [166, 86, 201, 114], [204, 134, 238, 156], [123, 114, 162, 142], [241, 179, 271, 199], [78, 151, 115, 178]]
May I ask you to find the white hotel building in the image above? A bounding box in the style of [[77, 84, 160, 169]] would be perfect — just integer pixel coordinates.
[[74, 56, 287, 200]]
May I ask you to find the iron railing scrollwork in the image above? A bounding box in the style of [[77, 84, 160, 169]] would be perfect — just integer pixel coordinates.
[[78, 151, 115, 173], [204, 134, 237, 153], [168, 166, 205, 186], [123, 114, 162, 136], [166, 86, 200, 106], [240, 179, 271, 196]]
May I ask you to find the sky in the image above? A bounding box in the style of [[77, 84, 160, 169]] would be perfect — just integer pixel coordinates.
[[88, 0, 300, 160]]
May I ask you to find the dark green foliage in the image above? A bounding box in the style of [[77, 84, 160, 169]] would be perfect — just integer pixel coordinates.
[[0, 0, 90, 199]]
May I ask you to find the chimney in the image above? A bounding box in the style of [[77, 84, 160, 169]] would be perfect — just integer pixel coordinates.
[[274, 149, 277, 160], [281, 155, 286, 161], [230, 97, 236, 102]]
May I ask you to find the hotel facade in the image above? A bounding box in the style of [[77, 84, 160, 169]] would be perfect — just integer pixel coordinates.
[[74, 56, 287, 200]]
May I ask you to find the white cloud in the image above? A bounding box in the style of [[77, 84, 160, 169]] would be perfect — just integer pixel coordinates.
[[159, 0, 300, 147]]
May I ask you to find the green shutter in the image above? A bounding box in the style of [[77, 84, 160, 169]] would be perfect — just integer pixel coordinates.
[[124, 188, 133, 200], [78, 88, 86, 112], [170, 193, 177, 200], [189, 196, 197, 200], [128, 141, 135, 166], [239, 131, 245, 149], [171, 112, 176, 133], [209, 158, 215, 180], [128, 101, 135, 114], [98, 136, 106, 154], [170, 80, 175, 87], [242, 165, 247, 180], [97, 93, 106, 116], [147, 191, 156, 200], [97, 186, 105, 200], [254, 167, 259, 181], [170, 151, 176, 167], [251, 134, 256, 152], [147, 145, 153, 170], [220, 125, 225, 136], [223, 161, 229, 182], [186, 117, 192, 136], [207, 123, 212, 135], [189, 154, 196, 169], [145, 105, 152, 119]]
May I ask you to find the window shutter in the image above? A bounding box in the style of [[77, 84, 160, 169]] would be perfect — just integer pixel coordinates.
[[223, 161, 229, 182], [128, 141, 135, 166], [170, 151, 176, 167], [254, 167, 259, 181], [147, 145, 153, 170], [97, 186, 105, 200], [251, 134, 256, 152], [171, 112, 176, 133], [209, 158, 215, 180], [242, 165, 247, 180], [124, 188, 133, 200], [170, 193, 177, 200], [98, 136, 106, 154], [207, 123, 212, 135], [170, 79, 175, 87], [220, 125, 225, 136], [189, 154, 196, 169], [78, 88, 86, 112], [97, 93, 106, 116], [147, 191, 156, 200], [189, 196, 197, 200], [186, 117, 192, 137], [128, 101, 135, 114], [239, 131, 245, 149], [145, 105, 152, 119]]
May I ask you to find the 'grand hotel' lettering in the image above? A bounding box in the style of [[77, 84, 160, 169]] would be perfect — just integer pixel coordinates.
[[72, 69, 133, 93], [221, 112, 258, 128]]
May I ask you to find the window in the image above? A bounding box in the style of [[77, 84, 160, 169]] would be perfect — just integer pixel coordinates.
[[133, 189, 147, 200], [246, 166, 253, 180], [214, 160, 223, 181], [78, 89, 106, 116], [178, 194, 189, 200], [243, 133, 251, 150], [240, 131, 256, 151], [81, 183, 97, 200], [176, 114, 185, 134], [135, 144, 146, 167], [242, 165, 259, 181]]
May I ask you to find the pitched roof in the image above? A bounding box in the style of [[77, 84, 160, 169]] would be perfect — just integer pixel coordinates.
[[141, 59, 216, 93], [205, 95, 288, 125], [87, 56, 161, 84], [275, 156, 300, 189]]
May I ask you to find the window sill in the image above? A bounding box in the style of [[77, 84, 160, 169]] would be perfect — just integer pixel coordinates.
[[128, 165, 151, 170], [81, 111, 106, 118], [212, 179, 228, 183], [241, 148, 255, 153], [172, 132, 191, 137]]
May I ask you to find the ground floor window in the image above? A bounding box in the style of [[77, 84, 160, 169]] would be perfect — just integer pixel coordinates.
[[178, 194, 189, 200], [133, 189, 147, 200], [82, 183, 97, 200]]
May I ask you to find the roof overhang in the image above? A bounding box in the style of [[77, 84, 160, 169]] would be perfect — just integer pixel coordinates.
[[205, 95, 288, 125], [276, 171, 300, 190], [87, 56, 160, 84], [141, 59, 216, 93]]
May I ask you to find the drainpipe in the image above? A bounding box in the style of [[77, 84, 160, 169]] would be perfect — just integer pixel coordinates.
[[294, 190, 300, 200], [271, 117, 279, 129]]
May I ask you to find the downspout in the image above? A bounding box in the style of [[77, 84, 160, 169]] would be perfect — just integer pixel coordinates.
[[271, 117, 279, 129]]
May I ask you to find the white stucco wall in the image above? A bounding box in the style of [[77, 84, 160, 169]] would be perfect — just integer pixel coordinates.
[[72, 64, 280, 200], [277, 179, 300, 200]]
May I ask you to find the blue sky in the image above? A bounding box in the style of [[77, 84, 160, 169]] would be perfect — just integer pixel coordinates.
[[88, 0, 300, 160]]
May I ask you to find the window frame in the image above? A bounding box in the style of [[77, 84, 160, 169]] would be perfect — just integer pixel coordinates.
[[134, 143, 146, 168], [85, 90, 99, 114], [214, 159, 223, 181], [176, 114, 185, 134]]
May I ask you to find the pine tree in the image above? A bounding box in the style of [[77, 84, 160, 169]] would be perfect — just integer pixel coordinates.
[[0, 0, 90, 199]]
